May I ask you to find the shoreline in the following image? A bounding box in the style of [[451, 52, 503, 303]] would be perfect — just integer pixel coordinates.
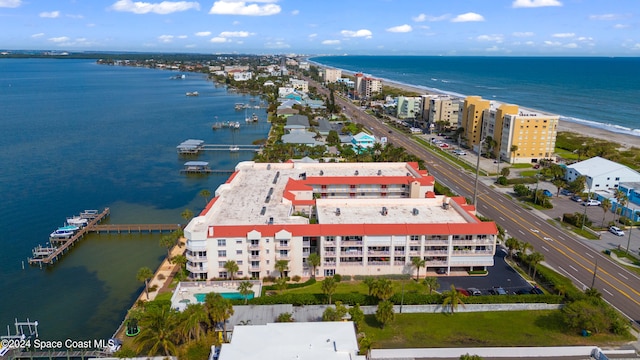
[[308, 59, 640, 149]]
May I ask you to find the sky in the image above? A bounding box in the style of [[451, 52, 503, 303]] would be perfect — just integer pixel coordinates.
[[0, 0, 638, 56]]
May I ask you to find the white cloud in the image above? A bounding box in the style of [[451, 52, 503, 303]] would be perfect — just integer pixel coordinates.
[[512, 31, 534, 37], [49, 36, 70, 43], [219, 31, 250, 37], [543, 40, 562, 46], [451, 12, 484, 22], [477, 34, 504, 43], [40, 11, 60, 18], [340, 29, 372, 38], [415, 13, 449, 22], [265, 41, 290, 49], [613, 24, 629, 29], [576, 36, 593, 42], [31, 33, 45, 38], [210, 37, 229, 43], [412, 14, 426, 22], [525, 41, 535, 46], [386, 24, 412, 33], [110, 0, 200, 15], [564, 43, 578, 48], [485, 45, 500, 52], [177, 35, 187, 39], [512, 0, 562, 8], [552, 32, 574, 38], [195, 31, 211, 36], [66, 14, 85, 19], [589, 14, 620, 21], [158, 35, 174, 43], [308, 33, 317, 38], [322, 39, 340, 45], [209, 0, 281, 16], [185, 44, 196, 48], [232, 20, 240, 25], [291, 9, 298, 15], [0, 0, 21, 8]]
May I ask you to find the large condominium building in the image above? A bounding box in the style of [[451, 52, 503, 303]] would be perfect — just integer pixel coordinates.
[[396, 96, 423, 122], [462, 96, 559, 164], [322, 68, 342, 83], [184, 161, 498, 281], [354, 73, 382, 99], [424, 95, 462, 131], [289, 78, 309, 93]]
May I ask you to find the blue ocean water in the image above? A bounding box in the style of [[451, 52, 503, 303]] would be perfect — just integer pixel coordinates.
[[0, 59, 269, 340], [311, 56, 640, 138]]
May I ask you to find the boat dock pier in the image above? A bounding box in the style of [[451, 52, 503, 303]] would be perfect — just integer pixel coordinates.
[[177, 139, 261, 155], [28, 208, 111, 267], [28, 208, 183, 268]]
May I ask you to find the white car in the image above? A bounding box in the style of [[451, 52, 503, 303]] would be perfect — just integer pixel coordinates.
[[609, 226, 624, 236], [581, 199, 601, 206]]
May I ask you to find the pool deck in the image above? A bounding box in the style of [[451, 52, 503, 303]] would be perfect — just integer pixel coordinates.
[[171, 280, 262, 311]]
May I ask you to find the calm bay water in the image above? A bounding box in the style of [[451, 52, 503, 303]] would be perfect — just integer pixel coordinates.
[[0, 59, 269, 340], [311, 56, 640, 137]]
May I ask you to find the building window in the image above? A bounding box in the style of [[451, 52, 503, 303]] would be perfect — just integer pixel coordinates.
[[236, 250, 243, 255], [218, 239, 226, 247], [237, 260, 243, 265], [236, 239, 243, 244], [218, 250, 226, 257], [219, 261, 226, 268], [237, 271, 243, 276], [326, 236, 335, 242], [410, 235, 420, 241]]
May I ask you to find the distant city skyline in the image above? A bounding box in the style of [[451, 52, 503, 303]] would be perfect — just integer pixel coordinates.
[[1, 0, 638, 56]]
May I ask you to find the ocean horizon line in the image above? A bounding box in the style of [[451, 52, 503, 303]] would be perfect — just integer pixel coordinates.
[[309, 57, 640, 139]]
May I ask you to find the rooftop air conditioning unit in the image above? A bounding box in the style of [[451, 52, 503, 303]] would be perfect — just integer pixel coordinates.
[[381, 206, 388, 216]]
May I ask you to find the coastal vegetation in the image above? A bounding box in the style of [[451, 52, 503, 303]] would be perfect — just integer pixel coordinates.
[[555, 132, 640, 171]]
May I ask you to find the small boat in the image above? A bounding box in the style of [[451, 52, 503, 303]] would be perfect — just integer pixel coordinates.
[[232, 122, 240, 129], [251, 113, 259, 122], [212, 122, 222, 130], [186, 91, 199, 97], [50, 229, 75, 239], [66, 216, 88, 227], [58, 224, 80, 232], [234, 103, 244, 111]]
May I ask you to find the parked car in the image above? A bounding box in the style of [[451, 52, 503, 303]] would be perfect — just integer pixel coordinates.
[[467, 287, 482, 296], [581, 199, 601, 206], [609, 226, 625, 236], [436, 267, 447, 275], [489, 286, 507, 295], [529, 287, 544, 295], [453, 150, 467, 155], [571, 195, 583, 202], [560, 189, 572, 196], [542, 189, 553, 197], [456, 288, 470, 296]]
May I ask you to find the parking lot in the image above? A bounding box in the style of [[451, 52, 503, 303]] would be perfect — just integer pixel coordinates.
[[437, 250, 536, 296]]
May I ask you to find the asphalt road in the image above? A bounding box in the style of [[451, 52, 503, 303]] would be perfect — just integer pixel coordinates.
[[306, 78, 640, 326]]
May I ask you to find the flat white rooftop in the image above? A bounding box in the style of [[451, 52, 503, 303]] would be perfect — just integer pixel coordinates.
[[219, 322, 365, 360], [317, 198, 465, 224], [207, 161, 427, 226]]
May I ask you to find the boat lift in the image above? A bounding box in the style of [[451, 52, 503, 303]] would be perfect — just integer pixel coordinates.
[[1, 318, 39, 341]]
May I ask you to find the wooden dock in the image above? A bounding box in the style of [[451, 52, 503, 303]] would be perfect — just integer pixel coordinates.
[[89, 223, 181, 234], [28, 208, 182, 267]]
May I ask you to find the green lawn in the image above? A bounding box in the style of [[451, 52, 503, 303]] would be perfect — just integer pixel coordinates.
[[361, 310, 633, 348], [284, 278, 426, 296]]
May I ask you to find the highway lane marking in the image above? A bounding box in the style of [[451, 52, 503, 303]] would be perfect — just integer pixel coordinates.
[[586, 253, 594, 258], [603, 288, 614, 297], [514, 209, 521, 213], [558, 236, 566, 241], [558, 266, 587, 289], [535, 221, 541, 226], [518, 230, 525, 236], [542, 246, 549, 252], [569, 265, 579, 272], [619, 273, 629, 280], [499, 216, 506, 221]]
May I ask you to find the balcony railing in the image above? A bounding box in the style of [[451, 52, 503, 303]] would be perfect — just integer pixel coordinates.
[[186, 254, 207, 262], [339, 262, 363, 266], [186, 264, 208, 273], [275, 254, 290, 260], [248, 244, 261, 250], [340, 240, 363, 246], [302, 241, 310, 247], [324, 251, 336, 256], [249, 255, 261, 260], [275, 243, 291, 250], [367, 261, 391, 266], [323, 262, 336, 267], [367, 250, 390, 255], [340, 251, 363, 256]]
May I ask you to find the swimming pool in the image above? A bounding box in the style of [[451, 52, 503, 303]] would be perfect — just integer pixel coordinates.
[[194, 292, 254, 302]]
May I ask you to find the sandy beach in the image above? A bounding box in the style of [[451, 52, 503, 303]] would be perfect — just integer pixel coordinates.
[[381, 79, 639, 150]]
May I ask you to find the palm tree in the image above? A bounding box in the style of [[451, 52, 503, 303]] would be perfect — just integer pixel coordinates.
[[519, 241, 533, 258], [510, 145, 518, 163], [527, 252, 545, 279], [181, 208, 194, 224], [617, 195, 629, 223], [363, 277, 376, 296], [237, 281, 254, 304], [137, 267, 154, 300], [307, 253, 321, 278], [205, 292, 234, 342], [199, 189, 211, 207], [371, 278, 394, 301], [505, 237, 521, 260], [585, 287, 602, 298], [411, 257, 426, 281], [135, 303, 178, 356], [321, 277, 337, 304], [375, 300, 395, 328], [160, 235, 176, 262], [552, 179, 566, 197], [224, 260, 239, 280], [601, 198, 612, 228], [274, 259, 289, 278], [422, 277, 440, 294], [275, 277, 288, 293], [178, 303, 209, 342], [442, 284, 465, 314], [171, 254, 187, 269]]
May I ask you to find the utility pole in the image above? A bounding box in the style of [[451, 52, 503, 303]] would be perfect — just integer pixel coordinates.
[[591, 260, 598, 289], [581, 176, 592, 230], [626, 209, 635, 256]]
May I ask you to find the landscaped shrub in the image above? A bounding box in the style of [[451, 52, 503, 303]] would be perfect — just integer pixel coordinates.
[[353, 274, 411, 281], [496, 176, 508, 185], [333, 274, 342, 282], [292, 275, 301, 282], [562, 212, 592, 228], [262, 278, 316, 292], [506, 177, 538, 185]]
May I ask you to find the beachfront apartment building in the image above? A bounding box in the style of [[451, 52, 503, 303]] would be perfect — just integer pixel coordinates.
[[462, 96, 559, 164], [354, 73, 382, 99], [322, 68, 342, 83], [183, 161, 498, 281], [289, 78, 309, 93], [424, 95, 462, 132], [396, 96, 423, 123]]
